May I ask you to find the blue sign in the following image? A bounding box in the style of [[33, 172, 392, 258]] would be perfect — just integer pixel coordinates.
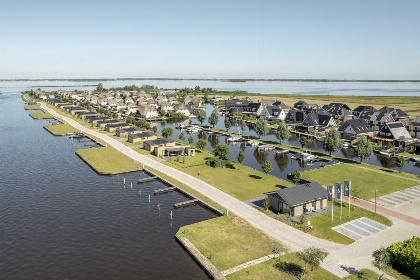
[[335, 183, 342, 199], [274, 247, 281, 255], [344, 181, 351, 197], [327, 185, 334, 201]]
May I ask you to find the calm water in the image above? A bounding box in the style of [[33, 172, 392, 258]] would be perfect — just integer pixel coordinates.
[[154, 105, 420, 179], [2, 79, 420, 96], [0, 94, 215, 279]]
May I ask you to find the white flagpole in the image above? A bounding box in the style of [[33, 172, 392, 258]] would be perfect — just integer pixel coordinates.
[[340, 184, 342, 220], [348, 182, 351, 217], [332, 185, 334, 223]]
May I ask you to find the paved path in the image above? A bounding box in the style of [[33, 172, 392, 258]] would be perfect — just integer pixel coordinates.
[[221, 253, 281, 276]]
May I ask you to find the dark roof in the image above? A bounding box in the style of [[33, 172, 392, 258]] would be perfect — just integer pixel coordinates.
[[301, 113, 334, 127], [225, 99, 250, 108], [383, 122, 412, 139], [272, 101, 290, 110], [294, 100, 308, 108], [285, 110, 307, 123], [353, 106, 378, 113], [129, 132, 156, 139], [96, 119, 119, 124], [67, 107, 86, 111], [338, 118, 373, 133], [265, 182, 327, 207], [412, 116, 420, 125], [144, 137, 175, 146], [106, 123, 130, 128], [47, 98, 64, 104], [76, 111, 98, 116], [90, 116, 110, 121], [116, 127, 142, 133], [243, 102, 260, 112]]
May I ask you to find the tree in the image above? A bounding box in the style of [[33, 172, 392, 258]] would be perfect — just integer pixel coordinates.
[[159, 109, 166, 117], [225, 120, 231, 132], [152, 126, 157, 133], [197, 139, 207, 150], [372, 247, 389, 280], [354, 136, 373, 163], [194, 85, 200, 92], [351, 185, 361, 209], [188, 135, 194, 145], [300, 136, 308, 148], [396, 157, 405, 173], [323, 129, 342, 156], [262, 160, 273, 176], [373, 122, 377, 132], [255, 117, 269, 138], [96, 83, 104, 92], [213, 144, 230, 160], [336, 113, 341, 126], [275, 120, 290, 144], [136, 119, 150, 130], [197, 109, 207, 125], [125, 116, 135, 125], [179, 132, 185, 141], [297, 247, 329, 279], [162, 127, 173, 138], [290, 169, 301, 184], [208, 109, 220, 128], [241, 121, 247, 135], [237, 150, 245, 165], [203, 91, 209, 103]]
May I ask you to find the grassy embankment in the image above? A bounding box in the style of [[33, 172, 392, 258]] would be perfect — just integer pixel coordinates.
[[24, 105, 41, 110], [44, 124, 78, 135], [301, 164, 418, 200], [30, 112, 53, 119], [178, 216, 384, 280]]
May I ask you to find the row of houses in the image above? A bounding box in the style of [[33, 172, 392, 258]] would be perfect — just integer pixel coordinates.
[[55, 89, 203, 119]]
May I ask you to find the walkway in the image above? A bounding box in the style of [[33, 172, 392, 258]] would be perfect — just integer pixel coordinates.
[[221, 253, 281, 276], [344, 163, 420, 182]]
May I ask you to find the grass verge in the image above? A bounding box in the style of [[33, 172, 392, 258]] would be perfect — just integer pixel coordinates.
[[76, 147, 141, 174], [24, 105, 41, 110], [301, 164, 418, 200], [44, 124, 77, 135], [30, 112, 53, 119], [177, 215, 285, 271]]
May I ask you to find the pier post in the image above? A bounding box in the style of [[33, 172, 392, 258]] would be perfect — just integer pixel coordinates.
[[148, 195, 150, 203], [170, 211, 173, 219], [226, 210, 229, 216], [131, 183, 133, 190], [124, 178, 125, 185]]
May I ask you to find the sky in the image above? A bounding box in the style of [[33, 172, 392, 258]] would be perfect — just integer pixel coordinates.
[[0, 0, 419, 79]]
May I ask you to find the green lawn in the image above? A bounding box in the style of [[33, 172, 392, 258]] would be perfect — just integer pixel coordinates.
[[177, 215, 285, 271], [167, 149, 211, 167], [227, 256, 384, 280], [301, 164, 418, 200], [293, 200, 392, 245], [44, 124, 77, 135], [76, 147, 141, 174], [24, 105, 41, 110], [30, 112, 53, 119], [164, 155, 293, 201]]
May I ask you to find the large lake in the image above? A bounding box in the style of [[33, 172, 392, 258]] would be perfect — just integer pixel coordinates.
[[0, 91, 214, 279], [2, 79, 420, 96]]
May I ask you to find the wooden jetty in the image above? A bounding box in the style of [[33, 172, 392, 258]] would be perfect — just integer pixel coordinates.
[[291, 130, 316, 139], [257, 144, 276, 151], [154, 187, 176, 195], [174, 199, 198, 209], [137, 176, 158, 184]]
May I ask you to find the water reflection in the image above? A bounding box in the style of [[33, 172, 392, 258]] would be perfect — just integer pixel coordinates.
[[274, 153, 289, 173], [253, 149, 269, 165], [208, 134, 219, 148]]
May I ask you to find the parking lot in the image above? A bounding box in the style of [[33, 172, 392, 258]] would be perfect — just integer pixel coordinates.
[[332, 217, 388, 241]]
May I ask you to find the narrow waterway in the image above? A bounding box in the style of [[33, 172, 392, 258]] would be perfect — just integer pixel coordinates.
[[0, 93, 215, 279]]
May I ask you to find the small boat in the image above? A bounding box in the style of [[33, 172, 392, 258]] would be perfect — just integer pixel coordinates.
[[342, 143, 349, 148], [316, 136, 325, 142], [414, 159, 420, 166], [275, 149, 289, 154], [227, 136, 242, 142], [13, 93, 16, 95], [297, 152, 317, 162], [186, 126, 202, 132], [247, 140, 259, 147], [177, 124, 189, 129]]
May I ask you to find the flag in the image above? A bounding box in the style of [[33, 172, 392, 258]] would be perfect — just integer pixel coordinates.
[[344, 181, 350, 197], [335, 183, 342, 199], [327, 185, 333, 201]]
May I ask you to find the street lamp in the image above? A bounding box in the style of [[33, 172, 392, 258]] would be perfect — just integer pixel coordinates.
[[375, 190, 377, 214]]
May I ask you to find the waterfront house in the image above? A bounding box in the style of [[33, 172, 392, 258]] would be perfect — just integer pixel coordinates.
[[143, 138, 176, 152], [296, 112, 336, 132], [128, 132, 157, 144], [259, 105, 287, 121], [323, 103, 353, 123], [90, 116, 110, 124], [159, 102, 173, 113], [285, 109, 307, 124], [184, 95, 202, 108], [211, 95, 223, 103], [359, 110, 395, 131], [225, 99, 250, 110], [67, 107, 88, 115], [378, 106, 410, 127], [154, 144, 195, 157], [375, 121, 414, 148], [97, 119, 120, 129], [106, 123, 130, 133], [338, 118, 374, 140], [265, 182, 328, 217], [174, 103, 191, 117], [294, 100, 309, 110], [76, 112, 99, 120], [116, 127, 142, 138], [352, 106, 378, 118], [125, 104, 139, 116]]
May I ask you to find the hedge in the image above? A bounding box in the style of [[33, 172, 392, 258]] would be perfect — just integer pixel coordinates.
[[387, 236, 420, 279]]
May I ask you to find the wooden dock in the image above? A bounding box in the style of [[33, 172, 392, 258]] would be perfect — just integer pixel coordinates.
[[154, 187, 176, 195], [137, 176, 158, 184], [174, 199, 198, 208]]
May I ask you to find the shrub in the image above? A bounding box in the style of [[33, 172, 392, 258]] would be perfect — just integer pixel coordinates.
[[387, 236, 420, 279]]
